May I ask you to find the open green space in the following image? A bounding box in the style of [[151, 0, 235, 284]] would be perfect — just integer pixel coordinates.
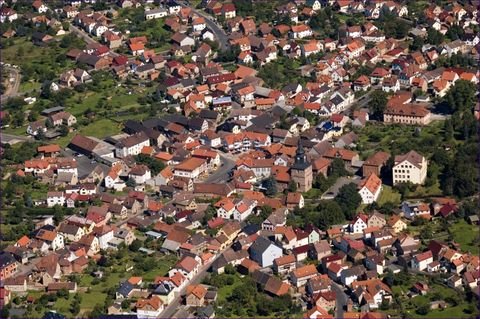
[[377, 185, 401, 206], [449, 219, 479, 254]]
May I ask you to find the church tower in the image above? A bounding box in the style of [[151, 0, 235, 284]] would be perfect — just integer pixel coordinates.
[[290, 141, 313, 192]]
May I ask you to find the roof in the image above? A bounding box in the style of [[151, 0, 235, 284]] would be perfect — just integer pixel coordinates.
[[359, 173, 382, 195], [292, 264, 318, 278], [175, 157, 206, 172], [394, 150, 425, 168], [274, 254, 296, 266]]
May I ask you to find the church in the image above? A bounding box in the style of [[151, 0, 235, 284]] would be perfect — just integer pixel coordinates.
[[290, 142, 313, 192]]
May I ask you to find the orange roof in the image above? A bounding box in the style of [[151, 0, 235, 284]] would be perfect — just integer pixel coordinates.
[[129, 42, 144, 51], [16, 235, 31, 247], [274, 254, 296, 266], [175, 157, 206, 171], [186, 284, 207, 299], [214, 197, 235, 211], [292, 264, 318, 278], [37, 144, 61, 154], [155, 152, 173, 161], [128, 276, 143, 285], [358, 173, 382, 194]]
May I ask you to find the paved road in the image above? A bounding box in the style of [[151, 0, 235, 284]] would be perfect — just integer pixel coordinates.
[[69, 24, 120, 57], [160, 247, 228, 318], [178, 1, 229, 51], [1, 67, 21, 100], [205, 154, 235, 183], [331, 282, 348, 318], [0, 133, 33, 145]]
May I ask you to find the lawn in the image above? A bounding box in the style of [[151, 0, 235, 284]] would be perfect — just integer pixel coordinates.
[[216, 274, 245, 303], [449, 220, 479, 254], [377, 185, 401, 206]]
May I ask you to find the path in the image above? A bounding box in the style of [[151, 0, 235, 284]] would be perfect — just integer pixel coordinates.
[[1, 67, 21, 100]]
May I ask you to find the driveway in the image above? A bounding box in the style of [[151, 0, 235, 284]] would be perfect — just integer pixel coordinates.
[[321, 176, 359, 200]]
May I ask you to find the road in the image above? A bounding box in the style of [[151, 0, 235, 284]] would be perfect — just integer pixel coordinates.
[[160, 247, 228, 318], [331, 282, 348, 318], [1, 67, 21, 100], [0, 133, 33, 145], [178, 1, 229, 51], [205, 154, 235, 183], [69, 24, 120, 57]]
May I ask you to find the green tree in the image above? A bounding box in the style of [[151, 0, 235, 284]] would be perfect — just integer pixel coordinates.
[[128, 239, 142, 252], [263, 176, 278, 197], [334, 183, 361, 220], [369, 90, 389, 120], [287, 180, 298, 193], [315, 200, 345, 229]]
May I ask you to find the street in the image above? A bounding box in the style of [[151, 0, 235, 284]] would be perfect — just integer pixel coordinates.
[[160, 246, 229, 318], [0, 133, 33, 145], [331, 282, 348, 318], [205, 154, 235, 183], [178, 1, 229, 51], [69, 24, 120, 57]]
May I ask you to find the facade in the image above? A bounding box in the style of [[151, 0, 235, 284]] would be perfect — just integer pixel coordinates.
[[393, 151, 427, 185], [290, 143, 313, 192]]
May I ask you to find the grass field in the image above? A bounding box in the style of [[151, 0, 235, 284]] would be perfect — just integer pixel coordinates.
[[377, 185, 401, 206], [450, 220, 479, 254]]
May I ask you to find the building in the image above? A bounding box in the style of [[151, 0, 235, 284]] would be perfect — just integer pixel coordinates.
[[392, 151, 427, 185], [383, 103, 431, 125], [249, 236, 283, 267], [290, 143, 313, 192], [0, 252, 18, 280], [358, 174, 382, 204]]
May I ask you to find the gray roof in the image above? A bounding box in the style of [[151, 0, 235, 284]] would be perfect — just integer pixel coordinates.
[[249, 236, 277, 256]]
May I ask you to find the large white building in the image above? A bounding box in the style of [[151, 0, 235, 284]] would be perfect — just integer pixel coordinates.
[[392, 150, 427, 185], [115, 132, 150, 158]]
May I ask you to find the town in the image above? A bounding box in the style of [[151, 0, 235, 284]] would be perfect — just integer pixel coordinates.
[[0, 0, 479, 318]]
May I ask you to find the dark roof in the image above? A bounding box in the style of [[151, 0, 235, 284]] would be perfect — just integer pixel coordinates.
[[249, 236, 275, 255], [188, 118, 206, 131], [124, 120, 146, 134], [117, 281, 134, 297], [42, 312, 67, 319], [0, 252, 16, 268], [199, 109, 219, 120]]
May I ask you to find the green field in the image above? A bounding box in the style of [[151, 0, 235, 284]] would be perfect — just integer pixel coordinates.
[[377, 185, 401, 206], [449, 220, 479, 254]]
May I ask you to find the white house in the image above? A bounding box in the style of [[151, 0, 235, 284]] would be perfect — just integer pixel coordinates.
[[392, 150, 427, 185], [233, 199, 257, 221], [249, 237, 283, 267], [350, 214, 368, 234], [33, 1, 49, 13], [115, 133, 150, 158], [136, 296, 164, 318], [128, 165, 152, 184], [145, 8, 168, 20], [47, 192, 65, 207], [358, 174, 382, 204], [94, 226, 114, 250], [174, 157, 208, 180], [411, 250, 433, 271], [290, 25, 313, 39]]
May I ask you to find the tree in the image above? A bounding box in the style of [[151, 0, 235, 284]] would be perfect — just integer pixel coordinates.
[[369, 90, 389, 120], [58, 124, 69, 137], [315, 200, 345, 229], [135, 154, 165, 175], [334, 183, 361, 220], [129, 239, 142, 252], [121, 299, 131, 310], [426, 28, 443, 45], [287, 180, 297, 193], [263, 176, 278, 197], [329, 158, 349, 178]]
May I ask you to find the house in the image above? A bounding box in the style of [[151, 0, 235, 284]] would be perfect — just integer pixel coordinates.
[[128, 165, 152, 184], [171, 32, 195, 47], [48, 111, 77, 127], [186, 284, 208, 307], [136, 295, 164, 318], [47, 192, 65, 208], [273, 255, 296, 276], [115, 132, 150, 158], [363, 151, 389, 177], [0, 7, 18, 23], [411, 250, 433, 271], [387, 216, 408, 236], [35, 229, 64, 251], [290, 264, 318, 287], [174, 157, 208, 180], [0, 252, 18, 280], [358, 174, 382, 204], [392, 151, 427, 185], [249, 236, 283, 267], [350, 214, 368, 234], [290, 25, 313, 39], [340, 265, 365, 287], [145, 8, 168, 20], [33, 1, 49, 13], [27, 120, 47, 136], [221, 3, 236, 19]]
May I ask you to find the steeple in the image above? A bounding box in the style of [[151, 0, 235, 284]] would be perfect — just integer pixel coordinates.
[[292, 139, 310, 170]]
